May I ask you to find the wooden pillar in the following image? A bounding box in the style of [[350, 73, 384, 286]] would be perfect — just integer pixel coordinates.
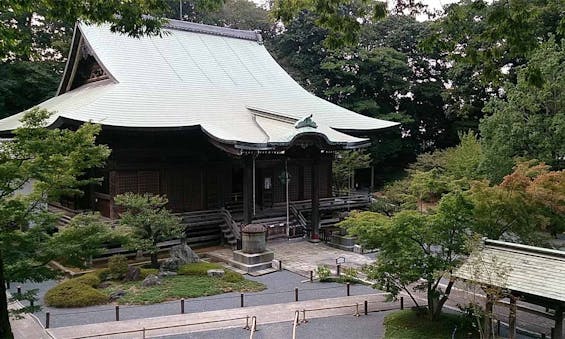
[[508, 295, 517, 339], [484, 293, 494, 339], [310, 150, 320, 240], [555, 306, 564, 339], [243, 155, 253, 224]]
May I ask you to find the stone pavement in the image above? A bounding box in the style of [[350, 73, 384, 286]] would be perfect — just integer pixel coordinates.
[[8, 291, 51, 339], [47, 293, 395, 338], [207, 238, 375, 277]]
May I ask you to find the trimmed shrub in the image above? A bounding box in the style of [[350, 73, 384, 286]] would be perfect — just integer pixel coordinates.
[[108, 255, 128, 279], [73, 273, 100, 287], [222, 270, 244, 283], [316, 265, 331, 281], [45, 280, 108, 308], [140, 268, 159, 279], [96, 268, 110, 281], [178, 262, 223, 276]]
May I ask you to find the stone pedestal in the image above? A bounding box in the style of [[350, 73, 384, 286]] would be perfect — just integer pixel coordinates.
[[231, 223, 274, 274], [231, 250, 274, 272]]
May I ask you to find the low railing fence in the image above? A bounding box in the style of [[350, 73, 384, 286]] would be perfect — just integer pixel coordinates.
[[44, 294, 404, 338]]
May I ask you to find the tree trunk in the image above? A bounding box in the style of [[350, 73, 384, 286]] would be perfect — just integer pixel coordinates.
[[0, 250, 14, 339], [150, 253, 159, 269]]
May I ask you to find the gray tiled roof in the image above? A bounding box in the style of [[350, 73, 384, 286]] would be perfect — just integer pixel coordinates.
[[454, 239, 565, 303], [0, 22, 398, 150]]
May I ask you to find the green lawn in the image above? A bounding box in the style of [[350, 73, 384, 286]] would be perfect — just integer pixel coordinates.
[[102, 274, 265, 304], [384, 310, 479, 339]]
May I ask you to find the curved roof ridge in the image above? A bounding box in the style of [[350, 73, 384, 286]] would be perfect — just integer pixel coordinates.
[[165, 19, 262, 42]]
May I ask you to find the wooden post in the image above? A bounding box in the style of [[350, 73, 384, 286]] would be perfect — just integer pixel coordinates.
[[554, 306, 564, 339], [364, 300, 368, 315], [240, 293, 244, 307], [181, 298, 185, 314], [310, 150, 320, 241], [243, 156, 253, 224], [508, 296, 517, 339], [400, 297, 404, 310], [484, 294, 494, 339], [45, 312, 50, 329], [115, 305, 120, 321], [336, 264, 341, 277]]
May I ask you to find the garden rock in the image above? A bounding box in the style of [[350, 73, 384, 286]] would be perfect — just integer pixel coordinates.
[[207, 269, 225, 278], [98, 281, 112, 289], [109, 289, 126, 301], [142, 275, 161, 287], [160, 244, 199, 271], [159, 271, 177, 277], [123, 266, 141, 281]]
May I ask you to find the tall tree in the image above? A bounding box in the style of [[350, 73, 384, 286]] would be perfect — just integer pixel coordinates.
[[341, 192, 474, 320], [480, 39, 565, 182], [0, 109, 110, 338]]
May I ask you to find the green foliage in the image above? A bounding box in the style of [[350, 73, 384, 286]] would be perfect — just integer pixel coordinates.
[[332, 150, 371, 193], [47, 213, 117, 268], [102, 274, 265, 304], [443, 132, 483, 181], [344, 192, 474, 320], [192, 0, 272, 31], [0, 62, 63, 118], [140, 268, 160, 279], [72, 273, 101, 287], [383, 310, 478, 339], [44, 279, 108, 308], [178, 262, 223, 276], [316, 265, 331, 281], [338, 211, 390, 249], [341, 267, 358, 282], [468, 161, 565, 239], [0, 108, 109, 337], [480, 39, 565, 182], [1, 1, 173, 61], [108, 255, 129, 279], [269, 13, 455, 171], [114, 193, 183, 268], [222, 270, 244, 283], [272, 0, 387, 47], [96, 268, 110, 282]]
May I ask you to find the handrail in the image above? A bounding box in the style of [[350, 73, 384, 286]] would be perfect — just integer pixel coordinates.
[[220, 207, 241, 240], [68, 315, 251, 338], [290, 205, 308, 232], [292, 310, 300, 339], [249, 315, 257, 339]]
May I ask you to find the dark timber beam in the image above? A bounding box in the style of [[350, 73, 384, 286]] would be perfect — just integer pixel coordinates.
[[508, 295, 517, 339], [310, 148, 320, 241], [556, 306, 564, 339], [243, 155, 253, 224]]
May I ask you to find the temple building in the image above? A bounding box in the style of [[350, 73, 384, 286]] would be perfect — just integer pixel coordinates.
[[0, 20, 398, 245]]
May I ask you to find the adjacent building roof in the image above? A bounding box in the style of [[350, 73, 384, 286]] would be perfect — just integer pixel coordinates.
[[454, 239, 565, 303], [0, 20, 398, 151]]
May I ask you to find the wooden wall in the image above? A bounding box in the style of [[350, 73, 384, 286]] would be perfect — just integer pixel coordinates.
[[91, 129, 334, 217]]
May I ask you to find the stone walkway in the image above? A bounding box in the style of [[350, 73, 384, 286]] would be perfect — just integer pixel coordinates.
[[207, 238, 375, 277]]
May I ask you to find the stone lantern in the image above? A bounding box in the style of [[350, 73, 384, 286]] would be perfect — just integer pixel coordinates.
[[231, 223, 274, 274]]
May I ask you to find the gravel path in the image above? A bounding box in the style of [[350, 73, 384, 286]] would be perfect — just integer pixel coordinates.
[[8, 270, 378, 328]]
